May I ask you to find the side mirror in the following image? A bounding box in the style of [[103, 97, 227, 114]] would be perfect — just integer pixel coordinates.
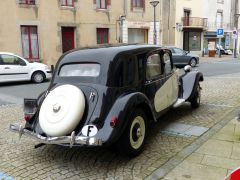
[[184, 65, 192, 72]]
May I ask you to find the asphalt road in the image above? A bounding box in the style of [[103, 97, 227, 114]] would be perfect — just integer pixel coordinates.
[[195, 59, 240, 77], [0, 81, 49, 105], [0, 58, 239, 106]]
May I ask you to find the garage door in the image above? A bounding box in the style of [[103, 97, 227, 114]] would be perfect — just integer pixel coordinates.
[[128, 28, 148, 43]]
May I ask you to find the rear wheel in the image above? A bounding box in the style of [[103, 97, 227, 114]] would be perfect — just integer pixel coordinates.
[[190, 83, 201, 108], [117, 108, 147, 157], [189, 58, 197, 67], [32, 71, 45, 83]]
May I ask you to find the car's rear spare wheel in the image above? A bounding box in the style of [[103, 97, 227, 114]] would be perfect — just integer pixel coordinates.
[[117, 108, 147, 157], [39, 84, 85, 136]]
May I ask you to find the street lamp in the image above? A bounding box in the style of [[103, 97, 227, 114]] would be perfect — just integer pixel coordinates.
[[150, 1, 159, 45], [234, 14, 240, 58]]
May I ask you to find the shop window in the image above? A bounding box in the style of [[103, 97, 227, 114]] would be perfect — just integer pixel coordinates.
[[184, 31, 201, 51], [61, 0, 74, 7], [131, 0, 144, 8], [96, 0, 108, 9], [97, 28, 109, 44], [19, 0, 35, 5], [21, 26, 39, 61]]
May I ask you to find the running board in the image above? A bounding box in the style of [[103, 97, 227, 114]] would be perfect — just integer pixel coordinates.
[[173, 98, 186, 108]]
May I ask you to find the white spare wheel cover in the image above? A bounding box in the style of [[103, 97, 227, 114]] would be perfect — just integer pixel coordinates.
[[39, 84, 85, 136]]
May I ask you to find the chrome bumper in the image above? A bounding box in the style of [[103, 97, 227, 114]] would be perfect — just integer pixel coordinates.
[[9, 124, 103, 147]]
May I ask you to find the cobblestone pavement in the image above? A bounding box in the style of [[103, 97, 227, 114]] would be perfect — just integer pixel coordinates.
[[0, 73, 240, 180]]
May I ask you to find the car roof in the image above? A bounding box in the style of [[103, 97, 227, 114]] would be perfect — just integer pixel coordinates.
[[0, 52, 16, 55], [58, 44, 161, 64], [53, 44, 164, 86]]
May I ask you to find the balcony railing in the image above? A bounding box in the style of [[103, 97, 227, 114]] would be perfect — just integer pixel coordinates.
[[182, 17, 208, 29]]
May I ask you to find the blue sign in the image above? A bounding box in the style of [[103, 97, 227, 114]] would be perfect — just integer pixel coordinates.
[[217, 28, 224, 37]]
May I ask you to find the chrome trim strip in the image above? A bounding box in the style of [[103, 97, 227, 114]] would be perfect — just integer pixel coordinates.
[[9, 124, 103, 146]]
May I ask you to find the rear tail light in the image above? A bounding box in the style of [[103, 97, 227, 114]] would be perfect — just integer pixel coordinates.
[[24, 115, 30, 122], [24, 99, 38, 122], [110, 116, 118, 127]]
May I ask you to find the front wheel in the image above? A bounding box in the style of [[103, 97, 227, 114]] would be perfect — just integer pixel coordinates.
[[190, 84, 201, 108], [117, 109, 147, 157]]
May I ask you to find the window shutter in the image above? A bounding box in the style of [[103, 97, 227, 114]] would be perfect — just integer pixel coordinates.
[[107, 0, 111, 6], [93, 0, 96, 4], [131, 0, 133, 11], [143, 0, 145, 11]]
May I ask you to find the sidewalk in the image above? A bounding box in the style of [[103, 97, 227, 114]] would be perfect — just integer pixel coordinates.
[[200, 55, 239, 63], [162, 117, 240, 180]]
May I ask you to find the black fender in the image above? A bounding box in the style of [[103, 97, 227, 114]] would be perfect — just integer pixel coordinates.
[[95, 92, 156, 146], [180, 71, 203, 101]]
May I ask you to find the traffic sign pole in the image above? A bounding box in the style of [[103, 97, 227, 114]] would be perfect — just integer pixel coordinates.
[[217, 28, 224, 58], [218, 37, 221, 58]]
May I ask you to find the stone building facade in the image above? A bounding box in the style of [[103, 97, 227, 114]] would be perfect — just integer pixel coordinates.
[[0, 0, 161, 65]]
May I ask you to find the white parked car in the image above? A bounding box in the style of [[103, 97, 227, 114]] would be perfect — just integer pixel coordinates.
[[0, 52, 51, 83]]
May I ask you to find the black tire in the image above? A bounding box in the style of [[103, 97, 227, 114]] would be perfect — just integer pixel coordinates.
[[31, 71, 45, 83], [117, 108, 147, 157], [189, 58, 197, 67], [190, 84, 201, 108]]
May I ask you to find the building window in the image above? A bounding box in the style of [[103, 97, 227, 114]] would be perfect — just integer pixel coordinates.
[[97, 28, 109, 44], [19, 0, 35, 5], [132, 0, 144, 8], [21, 26, 39, 60], [216, 11, 223, 28], [61, 27, 75, 53], [61, 0, 74, 7], [217, 0, 224, 3], [96, 0, 108, 9]]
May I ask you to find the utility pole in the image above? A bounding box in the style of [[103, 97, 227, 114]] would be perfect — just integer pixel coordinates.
[[150, 1, 159, 45], [234, 0, 239, 58]]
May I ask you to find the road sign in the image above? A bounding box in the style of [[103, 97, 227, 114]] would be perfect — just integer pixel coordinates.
[[232, 30, 238, 39], [217, 28, 224, 37]]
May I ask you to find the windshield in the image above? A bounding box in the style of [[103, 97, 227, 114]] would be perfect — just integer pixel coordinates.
[[59, 63, 100, 77]]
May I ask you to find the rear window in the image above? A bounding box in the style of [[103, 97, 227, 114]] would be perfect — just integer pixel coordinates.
[[59, 63, 100, 77]]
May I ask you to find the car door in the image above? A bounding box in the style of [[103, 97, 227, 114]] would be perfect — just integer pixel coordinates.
[[144, 50, 169, 113], [0, 54, 29, 82], [172, 48, 189, 65], [162, 51, 178, 106]]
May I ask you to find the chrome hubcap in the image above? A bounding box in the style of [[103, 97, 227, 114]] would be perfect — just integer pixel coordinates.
[[35, 73, 43, 82], [130, 116, 145, 149]]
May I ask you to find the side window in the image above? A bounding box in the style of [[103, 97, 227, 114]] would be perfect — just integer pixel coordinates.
[[1, 55, 20, 65], [146, 53, 162, 80], [170, 48, 175, 54], [114, 55, 138, 87], [163, 52, 172, 74], [16, 57, 27, 66], [174, 48, 184, 54]]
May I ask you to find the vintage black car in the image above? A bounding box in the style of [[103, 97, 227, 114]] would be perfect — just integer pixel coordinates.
[[10, 45, 203, 157]]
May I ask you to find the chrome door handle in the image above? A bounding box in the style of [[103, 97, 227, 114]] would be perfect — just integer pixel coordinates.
[[4, 67, 10, 69]]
